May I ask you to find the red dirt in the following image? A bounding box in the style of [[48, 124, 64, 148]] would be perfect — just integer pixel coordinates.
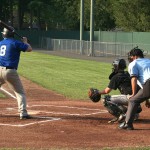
[[0, 77, 149, 149]]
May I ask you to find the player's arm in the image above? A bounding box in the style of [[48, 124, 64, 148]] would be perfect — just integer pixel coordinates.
[[99, 76, 117, 94], [22, 37, 32, 52], [128, 76, 137, 99], [131, 76, 137, 95], [99, 87, 112, 94]]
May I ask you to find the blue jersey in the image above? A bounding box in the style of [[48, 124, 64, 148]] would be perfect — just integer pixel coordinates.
[[0, 38, 28, 69], [128, 58, 150, 84]]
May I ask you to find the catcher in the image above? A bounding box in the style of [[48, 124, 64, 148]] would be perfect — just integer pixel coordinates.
[[88, 58, 142, 123]]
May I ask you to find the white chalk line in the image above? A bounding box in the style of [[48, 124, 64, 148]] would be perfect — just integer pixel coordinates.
[[0, 87, 104, 111], [27, 104, 107, 116], [4, 105, 107, 116], [43, 111, 105, 116], [0, 87, 17, 99], [0, 87, 106, 113], [29, 104, 103, 111], [0, 87, 107, 127], [0, 117, 61, 127], [0, 105, 107, 127]]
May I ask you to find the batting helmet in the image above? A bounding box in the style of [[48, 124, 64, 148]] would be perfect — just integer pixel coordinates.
[[1, 26, 15, 38]]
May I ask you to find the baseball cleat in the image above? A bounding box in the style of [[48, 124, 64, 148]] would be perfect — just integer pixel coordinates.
[[118, 122, 134, 130], [20, 115, 32, 120], [118, 114, 126, 123], [134, 113, 139, 121], [108, 117, 118, 123]]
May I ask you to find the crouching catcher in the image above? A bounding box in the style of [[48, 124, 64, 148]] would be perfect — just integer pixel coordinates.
[[88, 58, 142, 123]]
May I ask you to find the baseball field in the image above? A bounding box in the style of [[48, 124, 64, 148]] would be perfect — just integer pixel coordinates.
[[0, 51, 149, 150]]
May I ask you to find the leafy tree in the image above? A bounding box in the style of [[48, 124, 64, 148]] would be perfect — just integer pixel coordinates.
[[0, 0, 14, 24], [28, 0, 45, 30], [2, 0, 150, 32], [84, 0, 116, 31], [84, 0, 90, 30], [94, 0, 116, 31], [112, 0, 150, 31], [46, 0, 80, 30]]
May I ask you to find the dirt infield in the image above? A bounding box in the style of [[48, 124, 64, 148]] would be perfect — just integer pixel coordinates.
[[0, 77, 149, 149]]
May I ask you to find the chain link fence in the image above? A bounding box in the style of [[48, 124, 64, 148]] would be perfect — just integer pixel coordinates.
[[40, 37, 150, 57]]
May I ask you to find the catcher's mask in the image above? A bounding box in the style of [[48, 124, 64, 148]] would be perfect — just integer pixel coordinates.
[[1, 26, 15, 38], [127, 47, 145, 63], [112, 58, 126, 73]]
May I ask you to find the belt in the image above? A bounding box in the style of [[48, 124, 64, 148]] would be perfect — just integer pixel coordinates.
[[6, 66, 16, 70], [0, 66, 16, 70]]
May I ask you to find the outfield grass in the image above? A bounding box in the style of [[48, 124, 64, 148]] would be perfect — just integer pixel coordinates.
[[19, 51, 119, 100]]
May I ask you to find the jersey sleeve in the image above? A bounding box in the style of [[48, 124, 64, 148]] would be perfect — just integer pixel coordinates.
[[15, 40, 28, 52], [128, 61, 138, 77]]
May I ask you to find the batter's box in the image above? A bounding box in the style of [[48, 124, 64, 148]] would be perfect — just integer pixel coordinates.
[[0, 116, 61, 127]]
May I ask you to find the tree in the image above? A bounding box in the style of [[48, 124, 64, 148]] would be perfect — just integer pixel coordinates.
[[112, 0, 150, 31], [28, 0, 45, 30], [46, 0, 80, 30], [0, 0, 14, 25], [2, 0, 150, 32], [84, 0, 116, 31], [94, 0, 116, 31]]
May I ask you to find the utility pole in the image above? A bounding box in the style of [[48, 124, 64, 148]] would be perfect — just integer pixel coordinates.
[[80, 0, 84, 55], [89, 0, 94, 56]]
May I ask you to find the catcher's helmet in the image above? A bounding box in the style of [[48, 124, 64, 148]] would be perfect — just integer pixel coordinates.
[[1, 26, 14, 38], [128, 47, 144, 62], [112, 58, 126, 72]]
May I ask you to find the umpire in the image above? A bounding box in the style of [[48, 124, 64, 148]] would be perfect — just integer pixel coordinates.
[[0, 27, 32, 119], [119, 47, 150, 130]]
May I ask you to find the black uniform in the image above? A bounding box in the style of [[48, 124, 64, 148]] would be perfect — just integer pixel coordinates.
[[108, 71, 132, 95]]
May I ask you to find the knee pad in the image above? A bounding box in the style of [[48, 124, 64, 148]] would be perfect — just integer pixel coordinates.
[[103, 95, 127, 118]]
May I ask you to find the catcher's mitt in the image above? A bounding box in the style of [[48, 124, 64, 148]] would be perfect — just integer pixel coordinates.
[[88, 88, 101, 102]]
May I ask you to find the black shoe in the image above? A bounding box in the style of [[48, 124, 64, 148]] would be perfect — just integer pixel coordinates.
[[118, 122, 134, 130], [134, 113, 139, 121], [137, 105, 142, 113], [20, 115, 32, 120]]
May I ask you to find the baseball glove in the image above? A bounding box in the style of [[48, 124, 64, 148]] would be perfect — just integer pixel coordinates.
[[88, 88, 101, 102]]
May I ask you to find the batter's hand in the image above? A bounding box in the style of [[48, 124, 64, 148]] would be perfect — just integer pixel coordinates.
[[22, 37, 28, 43]]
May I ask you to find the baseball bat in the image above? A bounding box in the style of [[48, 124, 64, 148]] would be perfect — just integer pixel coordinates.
[[0, 20, 30, 42]]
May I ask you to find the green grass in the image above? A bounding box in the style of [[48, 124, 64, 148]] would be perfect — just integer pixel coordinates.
[[18, 51, 119, 100], [0, 93, 5, 98]]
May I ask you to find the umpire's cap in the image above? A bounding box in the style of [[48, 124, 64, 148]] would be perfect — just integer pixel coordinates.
[[128, 47, 144, 58]]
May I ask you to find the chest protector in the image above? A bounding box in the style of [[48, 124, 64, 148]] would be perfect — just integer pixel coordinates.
[[117, 71, 132, 95]]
